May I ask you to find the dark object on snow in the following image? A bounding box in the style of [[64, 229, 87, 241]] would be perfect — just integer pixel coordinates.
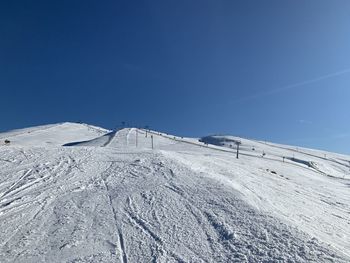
[[4, 139, 10, 145], [235, 141, 242, 159], [289, 157, 313, 168]]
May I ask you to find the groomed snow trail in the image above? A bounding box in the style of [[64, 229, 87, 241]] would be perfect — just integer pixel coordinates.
[[0, 126, 349, 262]]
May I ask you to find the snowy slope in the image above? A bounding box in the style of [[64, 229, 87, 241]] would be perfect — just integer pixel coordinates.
[[0, 125, 349, 262], [0, 122, 109, 147]]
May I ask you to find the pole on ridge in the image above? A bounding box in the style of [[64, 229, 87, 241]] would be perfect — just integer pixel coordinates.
[[235, 141, 241, 159], [136, 129, 138, 147]]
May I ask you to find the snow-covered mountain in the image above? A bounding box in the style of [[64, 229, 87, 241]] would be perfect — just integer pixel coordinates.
[[0, 123, 349, 262], [0, 122, 109, 147]]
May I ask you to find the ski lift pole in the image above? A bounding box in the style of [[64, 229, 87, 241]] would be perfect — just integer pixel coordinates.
[[144, 125, 149, 137], [136, 129, 138, 147], [235, 141, 241, 159]]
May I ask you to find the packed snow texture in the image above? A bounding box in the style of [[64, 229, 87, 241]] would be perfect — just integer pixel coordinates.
[[0, 123, 349, 262]]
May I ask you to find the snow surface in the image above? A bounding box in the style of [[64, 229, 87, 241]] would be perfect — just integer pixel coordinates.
[[0, 124, 349, 262], [0, 122, 109, 147]]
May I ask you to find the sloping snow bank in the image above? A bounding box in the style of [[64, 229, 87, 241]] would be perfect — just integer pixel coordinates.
[[0, 122, 109, 147]]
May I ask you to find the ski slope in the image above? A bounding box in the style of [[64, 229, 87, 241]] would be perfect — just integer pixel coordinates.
[[0, 124, 349, 262], [0, 122, 109, 147]]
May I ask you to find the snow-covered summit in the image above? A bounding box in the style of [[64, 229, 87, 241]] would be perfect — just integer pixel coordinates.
[[0, 122, 109, 147]]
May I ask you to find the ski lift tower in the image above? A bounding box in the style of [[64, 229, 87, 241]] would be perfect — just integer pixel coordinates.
[[235, 141, 242, 159]]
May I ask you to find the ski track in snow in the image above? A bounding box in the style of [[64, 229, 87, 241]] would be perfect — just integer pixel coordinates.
[[0, 125, 349, 262]]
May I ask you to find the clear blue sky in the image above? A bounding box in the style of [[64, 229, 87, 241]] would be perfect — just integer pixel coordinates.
[[1, 0, 350, 154]]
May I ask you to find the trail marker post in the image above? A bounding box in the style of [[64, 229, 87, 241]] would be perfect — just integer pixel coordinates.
[[151, 135, 154, 149]]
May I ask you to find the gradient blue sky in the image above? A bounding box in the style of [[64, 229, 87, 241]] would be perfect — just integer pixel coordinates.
[[1, 0, 350, 154]]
